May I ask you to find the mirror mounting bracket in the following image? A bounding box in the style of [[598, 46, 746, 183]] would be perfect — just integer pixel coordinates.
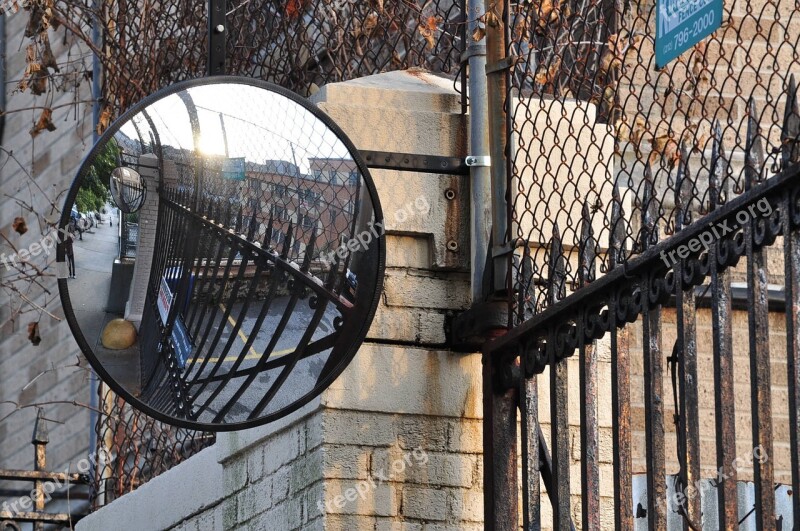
[[361, 150, 470, 176]]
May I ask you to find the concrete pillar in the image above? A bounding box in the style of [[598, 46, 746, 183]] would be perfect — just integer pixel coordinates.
[[124, 153, 160, 324]]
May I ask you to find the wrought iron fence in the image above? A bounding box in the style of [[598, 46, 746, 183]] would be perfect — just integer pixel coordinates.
[[118, 217, 138, 259], [485, 0, 800, 529], [84, 0, 467, 508]]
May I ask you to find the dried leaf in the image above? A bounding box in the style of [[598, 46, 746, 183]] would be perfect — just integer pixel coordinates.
[[630, 115, 647, 147], [352, 12, 379, 38], [30, 70, 47, 95], [534, 56, 562, 86], [96, 106, 112, 135], [537, 0, 557, 27], [13, 217, 28, 235], [651, 134, 679, 166], [284, 0, 306, 19], [30, 108, 56, 138], [28, 322, 42, 346], [694, 41, 707, 56], [40, 32, 59, 72], [26, 62, 42, 75], [615, 118, 631, 141], [419, 26, 436, 50], [25, 2, 46, 37], [472, 26, 486, 42], [424, 15, 441, 32]]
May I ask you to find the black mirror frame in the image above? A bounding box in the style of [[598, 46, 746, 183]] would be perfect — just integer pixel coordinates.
[[57, 76, 386, 432]]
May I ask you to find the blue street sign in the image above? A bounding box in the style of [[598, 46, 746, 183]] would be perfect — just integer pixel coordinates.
[[170, 318, 193, 369], [655, 0, 722, 69], [221, 157, 246, 181], [157, 275, 194, 369]]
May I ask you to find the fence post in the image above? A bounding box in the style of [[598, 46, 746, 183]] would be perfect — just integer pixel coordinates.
[[484, 0, 509, 295], [476, 1, 518, 529], [32, 412, 48, 531]]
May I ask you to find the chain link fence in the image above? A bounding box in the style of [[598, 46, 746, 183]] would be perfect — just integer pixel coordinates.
[[226, 0, 467, 99], [505, 0, 798, 320], [91, 384, 215, 508], [495, 0, 800, 527]]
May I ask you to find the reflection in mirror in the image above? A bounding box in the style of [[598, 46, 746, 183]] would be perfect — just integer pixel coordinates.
[[109, 166, 146, 213], [60, 79, 384, 430]]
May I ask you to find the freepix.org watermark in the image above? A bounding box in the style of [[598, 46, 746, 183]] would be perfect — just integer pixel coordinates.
[[659, 197, 773, 269], [317, 447, 429, 513], [666, 445, 768, 512], [1, 227, 73, 271], [318, 196, 430, 268], [1, 447, 110, 516]]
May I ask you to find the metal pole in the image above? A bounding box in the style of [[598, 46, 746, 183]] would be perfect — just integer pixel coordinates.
[[476, 4, 518, 531], [484, 2, 509, 294], [466, 0, 491, 304], [0, 12, 6, 143], [32, 413, 48, 531], [207, 0, 227, 76], [88, 0, 102, 498]]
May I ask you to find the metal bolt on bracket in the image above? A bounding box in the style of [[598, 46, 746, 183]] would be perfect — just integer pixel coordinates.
[[465, 155, 491, 167]]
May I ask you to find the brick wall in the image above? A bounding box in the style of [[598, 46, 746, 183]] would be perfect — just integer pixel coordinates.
[[0, 7, 93, 485]]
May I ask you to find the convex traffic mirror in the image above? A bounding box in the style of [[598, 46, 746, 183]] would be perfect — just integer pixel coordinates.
[[59, 77, 385, 430], [109, 166, 147, 213]]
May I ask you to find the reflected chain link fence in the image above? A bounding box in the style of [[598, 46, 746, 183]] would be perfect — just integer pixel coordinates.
[[77, 0, 466, 510]]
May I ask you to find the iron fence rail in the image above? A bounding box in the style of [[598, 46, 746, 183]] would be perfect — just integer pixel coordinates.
[[487, 0, 800, 528], [491, 95, 800, 528]]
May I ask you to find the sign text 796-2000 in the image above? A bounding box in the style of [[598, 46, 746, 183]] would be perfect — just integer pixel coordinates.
[[656, 0, 722, 69]]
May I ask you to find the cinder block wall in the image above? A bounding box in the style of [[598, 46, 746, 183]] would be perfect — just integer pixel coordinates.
[[0, 8, 93, 488]]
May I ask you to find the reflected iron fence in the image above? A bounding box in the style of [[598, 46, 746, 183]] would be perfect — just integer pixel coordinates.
[[84, 0, 466, 510], [484, 0, 800, 528], [118, 217, 138, 259]]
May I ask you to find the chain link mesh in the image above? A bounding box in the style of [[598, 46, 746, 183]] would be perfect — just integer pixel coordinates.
[[225, 0, 466, 97], [506, 0, 800, 322]]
